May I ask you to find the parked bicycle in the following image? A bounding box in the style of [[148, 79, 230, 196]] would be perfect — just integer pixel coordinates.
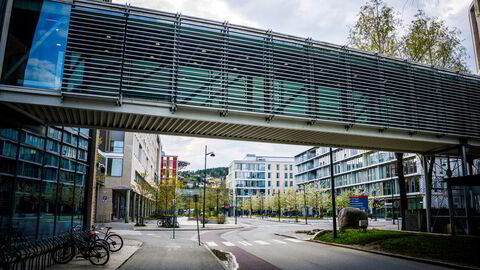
[[52, 228, 110, 265], [157, 216, 179, 228], [92, 226, 124, 252]]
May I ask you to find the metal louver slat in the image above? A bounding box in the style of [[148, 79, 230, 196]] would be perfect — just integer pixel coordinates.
[[60, 0, 480, 139]]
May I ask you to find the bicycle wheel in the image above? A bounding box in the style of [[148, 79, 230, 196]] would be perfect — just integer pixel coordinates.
[[95, 239, 110, 251], [88, 244, 110, 265], [51, 244, 75, 264], [157, 220, 162, 227], [106, 234, 123, 252]]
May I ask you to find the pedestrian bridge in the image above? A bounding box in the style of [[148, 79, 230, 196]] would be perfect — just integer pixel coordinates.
[[0, 0, 479, 153]]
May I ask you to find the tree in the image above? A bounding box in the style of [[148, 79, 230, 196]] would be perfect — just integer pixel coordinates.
[[403, 10, 468, 72], [348, 0, 401, 56], [135, 170, 156, 225], [349, 0, 469, 230]]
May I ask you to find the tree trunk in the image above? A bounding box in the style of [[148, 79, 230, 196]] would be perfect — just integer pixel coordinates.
[[395, 152, 407, 230]]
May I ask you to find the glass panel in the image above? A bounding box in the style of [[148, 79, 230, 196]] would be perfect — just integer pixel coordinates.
[[56, 172, 74, 235], [0, 175, 14, 236], [38, 180, 56, 238], [0, 140, 17, 158], [12, 178, 40, 238], [109, 131, 124, 153], [1, 0, 71, 90]]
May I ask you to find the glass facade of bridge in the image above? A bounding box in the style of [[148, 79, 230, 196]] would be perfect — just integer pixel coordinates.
[[1, 0, 480, 141]]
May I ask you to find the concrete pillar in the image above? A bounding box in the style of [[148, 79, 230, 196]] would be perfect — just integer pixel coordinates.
[[125, 190, 130, 223], [423, 156, 432, 233], [461, 144, 472, 235], [115, 191, 121, 219], [132, 192, 137, 223]]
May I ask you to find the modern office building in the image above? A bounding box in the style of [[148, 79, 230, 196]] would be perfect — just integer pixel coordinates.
[[470, 0, 480, 74], [227, 154, 295, 205], [295, 148, 424, 211], [96, 131, 162, 223], [0, 125, 96, 239]]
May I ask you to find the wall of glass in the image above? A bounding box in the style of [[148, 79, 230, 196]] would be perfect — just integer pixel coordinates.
[[0, 125, 92, 240], [0, 0, 71, 90]]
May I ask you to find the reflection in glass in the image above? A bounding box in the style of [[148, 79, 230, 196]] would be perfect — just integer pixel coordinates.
[[1, 0, 71, 90], [13, 178, 40, 238]]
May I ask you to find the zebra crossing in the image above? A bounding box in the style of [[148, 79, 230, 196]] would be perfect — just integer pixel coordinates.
[[205, 238, 303, 248]]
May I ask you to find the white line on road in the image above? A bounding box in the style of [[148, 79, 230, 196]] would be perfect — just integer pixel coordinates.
[[284, 238, 303, 243], [222, 241, 236, 246], [272, 239, 287, 244], [238, 241, 252, 246], [206, 241, 218, 247], [254, 240, 270, 245]]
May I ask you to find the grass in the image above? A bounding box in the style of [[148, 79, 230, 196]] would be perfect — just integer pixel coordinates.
[[314, 229, 480, 268]]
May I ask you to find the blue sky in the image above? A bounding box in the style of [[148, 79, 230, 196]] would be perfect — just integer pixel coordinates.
[[114, 0, 475, 169]]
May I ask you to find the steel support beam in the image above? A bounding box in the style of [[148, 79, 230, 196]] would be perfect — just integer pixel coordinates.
[[423, 155, 432, 233], [0, 0, 13, 76], [460, 144, 472, 235]]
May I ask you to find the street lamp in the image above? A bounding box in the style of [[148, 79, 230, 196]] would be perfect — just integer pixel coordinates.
[[203, 145, 215, 228]]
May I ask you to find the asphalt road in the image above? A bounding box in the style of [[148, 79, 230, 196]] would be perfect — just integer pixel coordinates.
[[117, 229, 223, 270], [201, 217, 452, 270], [112, 218, 452, 270]]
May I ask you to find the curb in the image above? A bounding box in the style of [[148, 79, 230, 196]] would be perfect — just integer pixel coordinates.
[[115, 241, 144, 270], [202, 242, 236, 270], [308, 239, 480, 270], [274, 233, 312, 241]]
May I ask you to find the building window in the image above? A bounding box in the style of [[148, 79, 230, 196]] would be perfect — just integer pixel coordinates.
[[290, 181, 293, 187], [0, 141, 17, 158], [21, 132, 44, 149], [276, 164, 280, 170], [284, 164, 288, 170], [268, 172, 271, 178], [276, 173, 279, 178], [47, 127, 62, 141], [109, 131, 124, 153], [276, 181, 279, 187], [268, 181, 271, 187], [289, 165, 293, 170], [290, 173, 293, 179], [46, 139, 60, 153], [268, 164, 271, 170], [285, 181, 288, 187], [284, 173, 288, 179], [107, 158, 123, 177], [137, 144, 143, 161]]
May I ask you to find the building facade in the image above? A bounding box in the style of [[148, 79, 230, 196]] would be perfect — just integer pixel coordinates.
[[96, 131, 161, 223], [295, 148, 424, 212], [227, 154, 295, 205], [470, 0, 480, 74], [0, 126, 95, 239]]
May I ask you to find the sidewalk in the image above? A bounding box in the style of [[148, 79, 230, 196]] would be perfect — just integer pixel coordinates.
[[48, 239, 142, 270], [132, 217, 244, 231]]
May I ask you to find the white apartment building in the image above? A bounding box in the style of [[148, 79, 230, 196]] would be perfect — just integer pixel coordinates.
[[227, 154, 295, 205]]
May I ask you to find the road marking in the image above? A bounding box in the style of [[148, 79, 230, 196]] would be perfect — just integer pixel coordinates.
[[254, 240, 270, 245], [206, 241, 218, 247], [272, 239, 287, 244], [222, 241, 235, 246], [238, 241, 252, 246], [284, 238, 303, 243]]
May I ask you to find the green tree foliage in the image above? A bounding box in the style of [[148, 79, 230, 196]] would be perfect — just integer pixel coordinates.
[[348, 0, 401, 56], [403, 10, 468, 72], [349, 0, 468, 72]]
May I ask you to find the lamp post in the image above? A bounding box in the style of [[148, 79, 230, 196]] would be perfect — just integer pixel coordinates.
[[303, 184, 307, 225], [203, 145, 215, 228]]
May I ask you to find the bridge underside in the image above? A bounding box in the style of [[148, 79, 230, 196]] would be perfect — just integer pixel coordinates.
[[1, 89, 478, 155]]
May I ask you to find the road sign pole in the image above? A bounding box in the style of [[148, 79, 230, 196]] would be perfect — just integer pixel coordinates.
[[329, 148, 337, 239]]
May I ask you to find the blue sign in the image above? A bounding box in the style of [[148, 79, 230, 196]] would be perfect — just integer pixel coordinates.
[[349, 196, 368, 209]]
